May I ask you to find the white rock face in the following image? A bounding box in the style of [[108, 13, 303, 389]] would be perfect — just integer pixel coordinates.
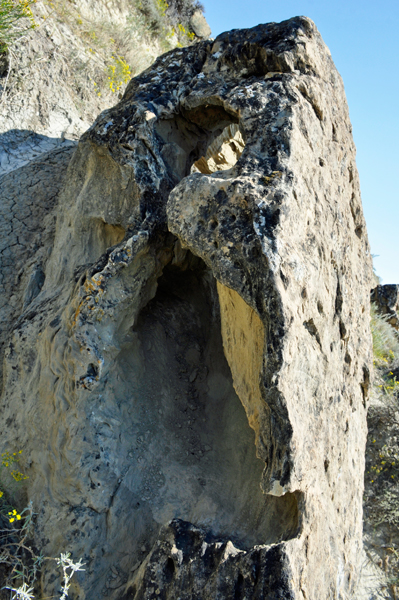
[[0, 16, 373, 600]]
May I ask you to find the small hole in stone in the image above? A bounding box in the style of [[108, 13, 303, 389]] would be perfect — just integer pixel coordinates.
[[213, 241, 219, 249], [164, 557, 175, 584], [209, 218, 218, 230], [324, 459, 329, 472], [231, 214, 237, 222]]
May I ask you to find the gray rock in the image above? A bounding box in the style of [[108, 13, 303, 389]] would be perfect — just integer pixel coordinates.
[[190, 10, 212, 39], [0, 130, 76, 175], [0, 142, 76, 390], [127, 518, 294, 599], [0, 16, 373, 600]]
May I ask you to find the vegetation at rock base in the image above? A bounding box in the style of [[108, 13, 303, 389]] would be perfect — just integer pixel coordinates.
[[0, 451, 84, 600], [363, 302, 399, 598], [371, 303, 399, 365], [138, 0, 203, 36], [0, 0, 36, 52]]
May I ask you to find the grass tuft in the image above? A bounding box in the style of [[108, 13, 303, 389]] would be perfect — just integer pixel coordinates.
[[371, 302, 399, 365]]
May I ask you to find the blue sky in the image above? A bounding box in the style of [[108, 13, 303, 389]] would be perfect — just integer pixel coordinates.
[[201, 0, 399, 284]]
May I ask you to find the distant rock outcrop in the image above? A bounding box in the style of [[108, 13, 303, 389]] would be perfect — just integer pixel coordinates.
[[0, 16, 373, 599], [371, 284, 399, 330]]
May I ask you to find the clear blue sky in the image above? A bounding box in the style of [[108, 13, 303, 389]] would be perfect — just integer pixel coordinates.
[[202, 0, 399, 284]]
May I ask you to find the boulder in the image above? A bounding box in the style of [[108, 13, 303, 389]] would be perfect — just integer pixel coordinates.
[[0, 16, 373, 600], [189, 10, 212, 39]]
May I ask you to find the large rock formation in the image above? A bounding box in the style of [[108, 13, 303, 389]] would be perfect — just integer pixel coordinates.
[[0, 16, 373, 599]]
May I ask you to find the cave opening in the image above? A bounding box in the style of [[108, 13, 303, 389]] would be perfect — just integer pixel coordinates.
[[102, 104, 300, 578], [113, 247, 299, 556], [155, 103, 245, 180]]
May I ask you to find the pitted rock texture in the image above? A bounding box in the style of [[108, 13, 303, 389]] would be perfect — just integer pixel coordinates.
[[127, 518, 295, 600], [0, 17, 373, 600]]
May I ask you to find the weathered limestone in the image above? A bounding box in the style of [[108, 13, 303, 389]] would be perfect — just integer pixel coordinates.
[[0, 17, 373, 599]]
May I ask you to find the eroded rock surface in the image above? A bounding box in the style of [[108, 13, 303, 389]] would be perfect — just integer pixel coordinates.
[[0, 143, 76, 390], [0, 17, 373, 600]]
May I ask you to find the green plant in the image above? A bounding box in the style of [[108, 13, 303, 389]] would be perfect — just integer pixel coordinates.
[[56, 553, 85, 600], [0, 450, 28, 505], [137, 0, 165, 33], [2, 549, 85, 600], [364, 298, 399, 599], [136, 0, 199, 43], [371, 302, 399, 365], [165, 0, 203, 29], [157, 0, 168, 18], [107, 54, 131, 93], [0, 0, 36, 52], [0, 452, 84, 599]]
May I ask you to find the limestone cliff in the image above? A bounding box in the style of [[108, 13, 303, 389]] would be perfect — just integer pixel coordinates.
[[0, 16, 373, 600]]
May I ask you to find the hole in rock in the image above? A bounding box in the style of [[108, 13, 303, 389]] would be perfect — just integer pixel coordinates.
[[191, 123, 245, 174], [164, 557, 175, 583], [114, 250, 299, 555], [234, 573, 245, 600], [156, 104, 245, 180]]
